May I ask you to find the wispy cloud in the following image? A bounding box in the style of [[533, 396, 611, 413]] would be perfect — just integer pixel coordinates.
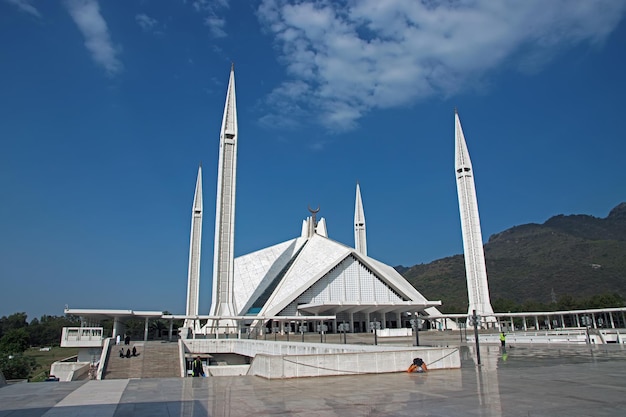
[[257, 0, 626, 132], [136, 13, 163, 35], [204, 14, 227, 38], [186, 0, 229, 38], [4, 0, 41, 17], [64, 0, 122, 76]]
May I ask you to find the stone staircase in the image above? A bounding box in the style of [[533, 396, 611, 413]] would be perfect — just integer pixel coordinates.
[[103, 341, 180, 379]]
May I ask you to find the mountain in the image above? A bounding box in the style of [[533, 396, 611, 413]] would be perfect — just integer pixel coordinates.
[[400, 203, 626, 313]]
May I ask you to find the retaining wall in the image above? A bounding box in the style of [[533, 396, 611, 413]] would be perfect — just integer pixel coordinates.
[[184, 339, 459, 379]]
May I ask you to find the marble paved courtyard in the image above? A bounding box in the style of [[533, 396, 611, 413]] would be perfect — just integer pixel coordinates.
[[1, 344, 626, 416]]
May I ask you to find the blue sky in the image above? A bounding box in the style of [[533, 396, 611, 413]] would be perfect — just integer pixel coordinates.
[[1, 0, 626, 320]]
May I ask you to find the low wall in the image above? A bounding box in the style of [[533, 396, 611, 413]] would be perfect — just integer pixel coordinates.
[[377, 328, 412, 337], [208, 365, 250, 377], [248, 347, 459, 379], [184, 339, 459, 379], [185, 339, 405, 357], [475, 330, 623, 345], [50, 362, 91, 381]]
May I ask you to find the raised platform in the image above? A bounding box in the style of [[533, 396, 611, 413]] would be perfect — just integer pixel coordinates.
[[183, 338, 459, 378], [3, 344, 626, 416]]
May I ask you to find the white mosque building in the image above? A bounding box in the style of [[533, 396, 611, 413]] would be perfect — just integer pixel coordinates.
[[65, 66, 500, 337], [180, 65, 468, 335]]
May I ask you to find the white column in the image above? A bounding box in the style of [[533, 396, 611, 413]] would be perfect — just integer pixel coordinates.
[[112, 318, 121, 339], [144, 317, 149, 341]]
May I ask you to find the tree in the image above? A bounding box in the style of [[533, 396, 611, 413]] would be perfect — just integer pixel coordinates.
[[0, 353, 36, 380], [0, 312, 28, 339], [0, 328, 30, 354]]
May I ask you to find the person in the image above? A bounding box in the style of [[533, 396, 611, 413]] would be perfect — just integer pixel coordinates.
[[132, 346, 137, 357], [192, 356, 205, 377], [119, 348, 124, 358], [500, 332, 506, 348], [125, 335, 131, 345], [116, 334, 120, 345], [126, 348, 131, 358], [407, 357, 427, 373]]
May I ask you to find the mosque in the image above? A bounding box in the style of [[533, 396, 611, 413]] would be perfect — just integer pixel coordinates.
[[178, 65, 499, 335], [65, 65, 497, 338]]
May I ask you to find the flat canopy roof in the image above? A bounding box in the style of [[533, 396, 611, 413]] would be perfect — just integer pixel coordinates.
[[65, 308, 336, 322], [297, 301, 442, 315], [65, 308, 164, 320]]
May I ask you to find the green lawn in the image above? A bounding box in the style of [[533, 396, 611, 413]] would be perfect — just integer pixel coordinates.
[[24, 347, 78, 382]]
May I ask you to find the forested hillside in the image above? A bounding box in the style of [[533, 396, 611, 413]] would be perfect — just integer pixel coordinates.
[[401, 203, 626, 313]]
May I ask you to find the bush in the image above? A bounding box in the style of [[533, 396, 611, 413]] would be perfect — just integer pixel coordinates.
[[0, 353, 36, 380]]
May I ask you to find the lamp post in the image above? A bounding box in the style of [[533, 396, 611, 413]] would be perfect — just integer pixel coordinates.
[[339, 322, 348, 344], [370, 321, 380, 345], [472, 309, 481, 365], [410, 318, 421, 346]]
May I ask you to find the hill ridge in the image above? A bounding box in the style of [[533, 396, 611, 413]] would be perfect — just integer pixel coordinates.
[[400, 202, 626, 312]]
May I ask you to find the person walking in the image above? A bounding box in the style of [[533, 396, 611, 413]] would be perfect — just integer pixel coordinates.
[[500, 332, 506, 349], [192, 356, 205, 377]]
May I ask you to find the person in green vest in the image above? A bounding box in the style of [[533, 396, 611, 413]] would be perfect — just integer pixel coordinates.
[[500, 332, 506, 349], [192, 356, 205, 377]]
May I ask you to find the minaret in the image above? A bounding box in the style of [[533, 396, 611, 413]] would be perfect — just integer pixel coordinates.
[[454, 110, 496, 328], [354, 182, 367, 256], [209, 65, 238, 325], [185, 165, 203, 331]]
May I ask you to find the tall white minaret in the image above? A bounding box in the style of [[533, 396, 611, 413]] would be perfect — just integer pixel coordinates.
[[209, 64, 238, 325], [185, 165, 202, 331], [354, 182, 367, 256], [455, 110, 496, 328]]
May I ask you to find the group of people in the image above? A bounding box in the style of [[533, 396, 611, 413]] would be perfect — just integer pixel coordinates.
[[115, 334, 132, 346], [119, 346, 138, 358]]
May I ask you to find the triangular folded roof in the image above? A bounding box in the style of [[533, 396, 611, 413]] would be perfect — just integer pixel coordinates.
[[233, 233, 440, 318]]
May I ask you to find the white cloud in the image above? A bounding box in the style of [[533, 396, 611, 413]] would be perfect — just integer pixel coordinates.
[[204, 14, 226, 38], [136, 13, 158, 32], [186, 0, 230, 38], [4, 0, 41, 17], [257, 0, 626, 131], [64, 0, 122, 76]]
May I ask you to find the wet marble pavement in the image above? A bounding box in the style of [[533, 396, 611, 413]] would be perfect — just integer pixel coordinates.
[[1, 344, 625, 416]]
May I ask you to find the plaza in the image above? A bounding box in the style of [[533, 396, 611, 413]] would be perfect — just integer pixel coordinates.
[[2, 336, 626, 416]]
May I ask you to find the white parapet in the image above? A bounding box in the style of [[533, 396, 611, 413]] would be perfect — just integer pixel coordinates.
[[61, 327, 104, 348]]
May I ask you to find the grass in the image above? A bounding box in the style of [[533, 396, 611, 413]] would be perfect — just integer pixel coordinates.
[[24, 346, 78, 382]]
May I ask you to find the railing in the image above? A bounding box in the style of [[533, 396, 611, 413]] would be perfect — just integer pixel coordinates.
[[61, 327, 104, 348]]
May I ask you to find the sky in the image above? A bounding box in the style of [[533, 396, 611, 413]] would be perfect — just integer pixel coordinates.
[[1, 0, 626, 321]]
